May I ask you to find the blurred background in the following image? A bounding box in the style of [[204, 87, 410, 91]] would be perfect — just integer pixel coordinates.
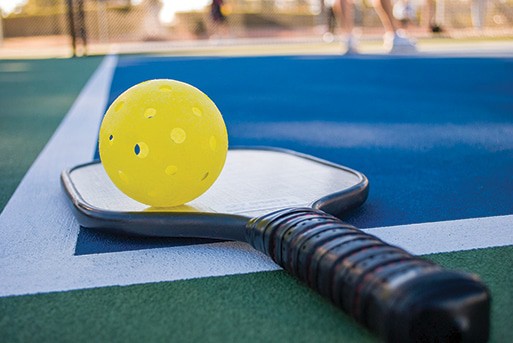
[[0, 0, 512, 57]]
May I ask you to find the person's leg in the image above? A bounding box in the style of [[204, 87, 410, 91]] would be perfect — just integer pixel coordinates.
[[335, 0, 354, 35], [423, 0, 443, 32], [371, 0, 397, 34], [471, 0, 487, 30], [373, 0, 417, 52], [335, 0, 358, 52]]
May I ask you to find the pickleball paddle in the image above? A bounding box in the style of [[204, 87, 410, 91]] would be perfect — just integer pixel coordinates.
[[61, 147, 490, 343]]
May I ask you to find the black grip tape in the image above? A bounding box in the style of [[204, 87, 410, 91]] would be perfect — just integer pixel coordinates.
[[288, 223, 358, 283], [246, 208, 490, 343]]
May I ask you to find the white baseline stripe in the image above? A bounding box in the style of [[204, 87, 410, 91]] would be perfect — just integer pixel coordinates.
[[0, 242, 279, 297], [0, 215, 512, 297], [0, 55, 118, 261], [363, 215, 513, 256], [1, 55, 512, 298]]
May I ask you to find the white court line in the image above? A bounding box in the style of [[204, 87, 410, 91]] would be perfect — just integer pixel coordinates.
[[362, 215, 513, 256], [0, 55, 118, 261], [1, 55, 512, 297]]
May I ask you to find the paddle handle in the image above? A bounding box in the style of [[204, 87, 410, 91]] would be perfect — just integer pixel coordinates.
[[246, 208, 490, 343]]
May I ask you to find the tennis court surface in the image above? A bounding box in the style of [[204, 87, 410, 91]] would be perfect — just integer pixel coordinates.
[[1, 52, 513, 342]]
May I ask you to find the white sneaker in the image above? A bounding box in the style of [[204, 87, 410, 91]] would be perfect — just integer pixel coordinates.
[[323, 32, 335, 43], [384, 32, 417, 54], [343, 35, 359, 55]]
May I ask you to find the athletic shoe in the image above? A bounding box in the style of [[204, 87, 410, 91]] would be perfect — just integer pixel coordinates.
[[343, 35, 359, 55], [384, 32, 417, 54]]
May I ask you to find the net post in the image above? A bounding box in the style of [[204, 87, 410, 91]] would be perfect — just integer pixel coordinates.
[[76, 0, 88, 56], [66, 0, 77, 57]]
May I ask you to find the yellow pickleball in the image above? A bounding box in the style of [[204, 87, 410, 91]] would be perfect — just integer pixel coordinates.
[[98, 79, 228, 207]]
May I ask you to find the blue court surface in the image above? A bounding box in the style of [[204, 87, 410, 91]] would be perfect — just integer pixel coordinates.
[[79, 55, 513, 253], [1, 53, 513, 342]]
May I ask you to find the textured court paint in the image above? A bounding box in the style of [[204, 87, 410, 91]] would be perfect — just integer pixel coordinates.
[[0, 245, 511, 343], [0, 241, 281, 297], [1, 54, 512, 342], [0, 57, 103, 210], [233, 122, 513, 150], [0, 271, 377, 343], [109, 56, 513, 125], [75, 229, 221, 255]]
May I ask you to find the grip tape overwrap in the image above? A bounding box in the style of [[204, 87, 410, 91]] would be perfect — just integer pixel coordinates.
[[246, 208, 490, 343]]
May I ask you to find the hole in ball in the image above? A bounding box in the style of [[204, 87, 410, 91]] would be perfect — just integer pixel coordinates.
[[134, 142, 149, 158], [201, 172, 209, 181], [144, 108, 156, 119]]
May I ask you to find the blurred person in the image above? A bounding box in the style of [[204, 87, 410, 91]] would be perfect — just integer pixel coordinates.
[[334, 0, 417, 54], [422, 0, 443, 33], [143, 0, 164, 41], [323, 0, 338, 42], [393, 0, 415, 29], [471, 0, 487, 30], [76, 0, 87, 54], [66, 0, 88, 56], [210, 0, 229, 39]]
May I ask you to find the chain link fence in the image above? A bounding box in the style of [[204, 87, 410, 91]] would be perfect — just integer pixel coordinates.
[[1, 0, 512, 56]]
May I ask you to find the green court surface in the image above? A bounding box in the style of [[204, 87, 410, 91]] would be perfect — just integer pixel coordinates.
[[0, 246, 511, 342], [0, 57, 102, 210]]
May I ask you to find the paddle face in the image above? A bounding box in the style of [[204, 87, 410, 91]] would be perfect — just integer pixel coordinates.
[[61, 148, 368, 240]]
